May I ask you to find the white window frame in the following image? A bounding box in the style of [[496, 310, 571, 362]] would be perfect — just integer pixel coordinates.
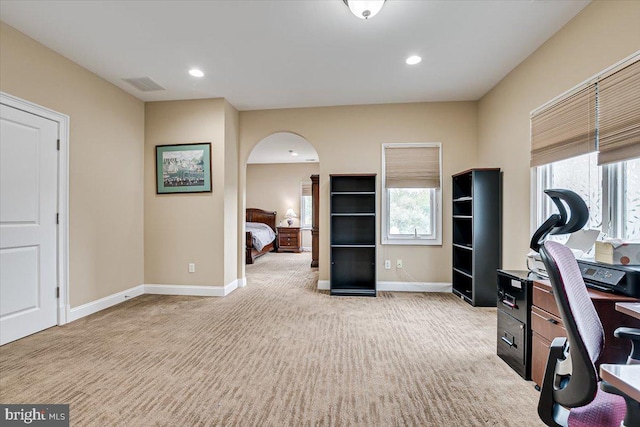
[[381, 142, 442, 245], [300, 181, 312, 230], [532, 157, 635, 241]]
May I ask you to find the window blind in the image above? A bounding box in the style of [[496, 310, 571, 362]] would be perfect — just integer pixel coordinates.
[[384, 145, 440, 189], [598, 59, 640, 165], [530, 84, 597, 167], [301, 181, 312, 196]]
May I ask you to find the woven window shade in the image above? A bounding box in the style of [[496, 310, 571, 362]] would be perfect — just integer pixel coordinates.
[[384, 145, 440, 189], [598, 59, 640, 165], [530, 84, 597, 167], [301, 181, 312, 196]]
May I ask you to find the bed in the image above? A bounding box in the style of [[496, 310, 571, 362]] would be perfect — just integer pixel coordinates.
[[246, 208, 277, 264]]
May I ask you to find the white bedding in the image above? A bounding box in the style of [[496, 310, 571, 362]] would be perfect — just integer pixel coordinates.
[[246, 222, 276, 251]]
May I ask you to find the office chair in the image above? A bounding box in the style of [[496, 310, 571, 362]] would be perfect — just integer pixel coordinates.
[[538, 241, 640, 427]]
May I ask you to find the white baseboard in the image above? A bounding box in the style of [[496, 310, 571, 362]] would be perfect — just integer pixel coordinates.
[[317, 280, 451, 293], [145, 279, 240, 297], [67, 285, 145, 322], [66, 279, 242, 324], [378, 281, 452, 292]]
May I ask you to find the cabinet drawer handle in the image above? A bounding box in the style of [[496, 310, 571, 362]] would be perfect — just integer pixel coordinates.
[[546, 318, 558, 325], [501, 336, 514, 347], [502, 300, 516, 309]]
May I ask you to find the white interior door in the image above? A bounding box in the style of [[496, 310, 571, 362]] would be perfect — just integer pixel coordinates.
[[0, 104, 58, 345]]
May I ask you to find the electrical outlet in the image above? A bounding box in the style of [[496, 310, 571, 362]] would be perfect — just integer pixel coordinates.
[[188, 263, 195, 273], [384, 260, 391, 269], [396, 259, 403, 269]]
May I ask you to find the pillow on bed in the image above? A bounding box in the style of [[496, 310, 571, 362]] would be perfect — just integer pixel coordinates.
[[246, 222, 276, 251]]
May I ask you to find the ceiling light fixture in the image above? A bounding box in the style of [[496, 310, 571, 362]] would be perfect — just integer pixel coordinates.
[[343, 0, 386, 20], [189, 69, 204, 77], [289, 150, 298, 156], [406, 55, 422, 65]]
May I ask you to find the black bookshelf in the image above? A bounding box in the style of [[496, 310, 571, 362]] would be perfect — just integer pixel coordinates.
[[452, 169, 501, 306], [330, 174, 376, 297]]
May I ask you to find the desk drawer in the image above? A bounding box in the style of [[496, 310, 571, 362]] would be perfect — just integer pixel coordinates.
[[498, 279, 529, 324], [533, 283, 560, 318], [532, 333, 551, 387], [497, 310, 527, 378], [531, 305, 565, 342]]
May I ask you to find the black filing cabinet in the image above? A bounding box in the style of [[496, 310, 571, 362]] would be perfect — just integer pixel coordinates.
[[497, 270, 534, 379]]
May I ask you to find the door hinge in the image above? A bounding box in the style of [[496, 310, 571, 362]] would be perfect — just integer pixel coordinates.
[[57, 139, 60, 151], [56, 213, 59, 224], [56, 287, 60, 298]]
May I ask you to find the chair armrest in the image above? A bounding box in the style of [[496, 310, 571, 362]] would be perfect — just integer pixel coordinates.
[[614, 327, 640, 362], [538, 337, 569, 427]]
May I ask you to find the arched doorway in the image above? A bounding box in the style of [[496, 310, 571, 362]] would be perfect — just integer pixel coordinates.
[[244, 132, 320, 268]]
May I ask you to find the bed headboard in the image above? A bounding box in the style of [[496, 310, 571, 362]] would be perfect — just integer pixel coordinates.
[[246, 208, 277, 231]]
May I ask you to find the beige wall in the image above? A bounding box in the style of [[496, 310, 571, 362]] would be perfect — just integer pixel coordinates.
[[477, 0, 640, 270], [223, 101, 239, 284], [144, 99, 238, 287], [246, 162, 320, 249], [4, 0, 635, 305], [0, 22, 145, 307], [240, 102, 478, 283]]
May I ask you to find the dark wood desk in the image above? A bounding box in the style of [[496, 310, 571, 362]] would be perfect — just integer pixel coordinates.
[[531, 280, 640, 388], [616, 302, 640, 321]]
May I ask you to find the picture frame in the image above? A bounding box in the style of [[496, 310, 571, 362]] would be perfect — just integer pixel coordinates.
[[156, 143, 212, 194]]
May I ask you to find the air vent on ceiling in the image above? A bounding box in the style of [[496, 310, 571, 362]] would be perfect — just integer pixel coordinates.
[[122, 77, 166, 92]]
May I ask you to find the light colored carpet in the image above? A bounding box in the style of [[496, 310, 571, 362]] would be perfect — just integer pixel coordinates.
[[0, 252, 543, 426]]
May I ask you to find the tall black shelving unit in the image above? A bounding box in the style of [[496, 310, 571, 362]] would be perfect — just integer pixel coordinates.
[[452, 168, 501, 306], [330, 174, 376, 297]]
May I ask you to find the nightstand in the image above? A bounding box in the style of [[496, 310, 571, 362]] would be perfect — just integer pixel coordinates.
[[277, 227, 301, 253]]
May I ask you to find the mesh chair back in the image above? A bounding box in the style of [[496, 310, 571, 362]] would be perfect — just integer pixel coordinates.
[[540, 241, 603, 407]]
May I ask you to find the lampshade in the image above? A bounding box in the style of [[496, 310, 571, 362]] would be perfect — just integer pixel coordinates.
[[343, 0, 386, 20], [285, 208, 297, 218]]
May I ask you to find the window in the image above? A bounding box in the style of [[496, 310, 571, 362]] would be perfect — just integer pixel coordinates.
[[533, 55, 640, 242], [382, 143, 442, 245], [536, 154, 640, 241], [300, 181, 312, 230], [537, 153, 602, 232], [617, 157, 640, 240]]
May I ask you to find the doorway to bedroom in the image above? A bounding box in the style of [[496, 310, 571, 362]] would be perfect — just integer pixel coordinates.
[[245, 132, 319, 270]]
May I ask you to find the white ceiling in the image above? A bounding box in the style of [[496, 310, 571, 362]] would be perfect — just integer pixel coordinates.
[[247, 132, 319, 164], [0, 0, 590, 112]]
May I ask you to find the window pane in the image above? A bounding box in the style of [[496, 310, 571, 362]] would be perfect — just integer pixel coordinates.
[[546, 152, 602, 230], [389, 188, 432, 235], [624, 157, 640, 240], [301, 195, 312, 227]]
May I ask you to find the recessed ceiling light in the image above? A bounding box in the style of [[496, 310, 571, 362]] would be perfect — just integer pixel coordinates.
[[189, 69, 204, 77], [290, 151, 298, 157], [405, 56, 422, 65]]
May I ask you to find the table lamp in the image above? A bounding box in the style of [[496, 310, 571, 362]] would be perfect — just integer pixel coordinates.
[[285, 208, 297, 226]]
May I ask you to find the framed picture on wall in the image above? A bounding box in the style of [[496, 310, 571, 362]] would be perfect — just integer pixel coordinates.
[[156, 143, 212, 194]]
